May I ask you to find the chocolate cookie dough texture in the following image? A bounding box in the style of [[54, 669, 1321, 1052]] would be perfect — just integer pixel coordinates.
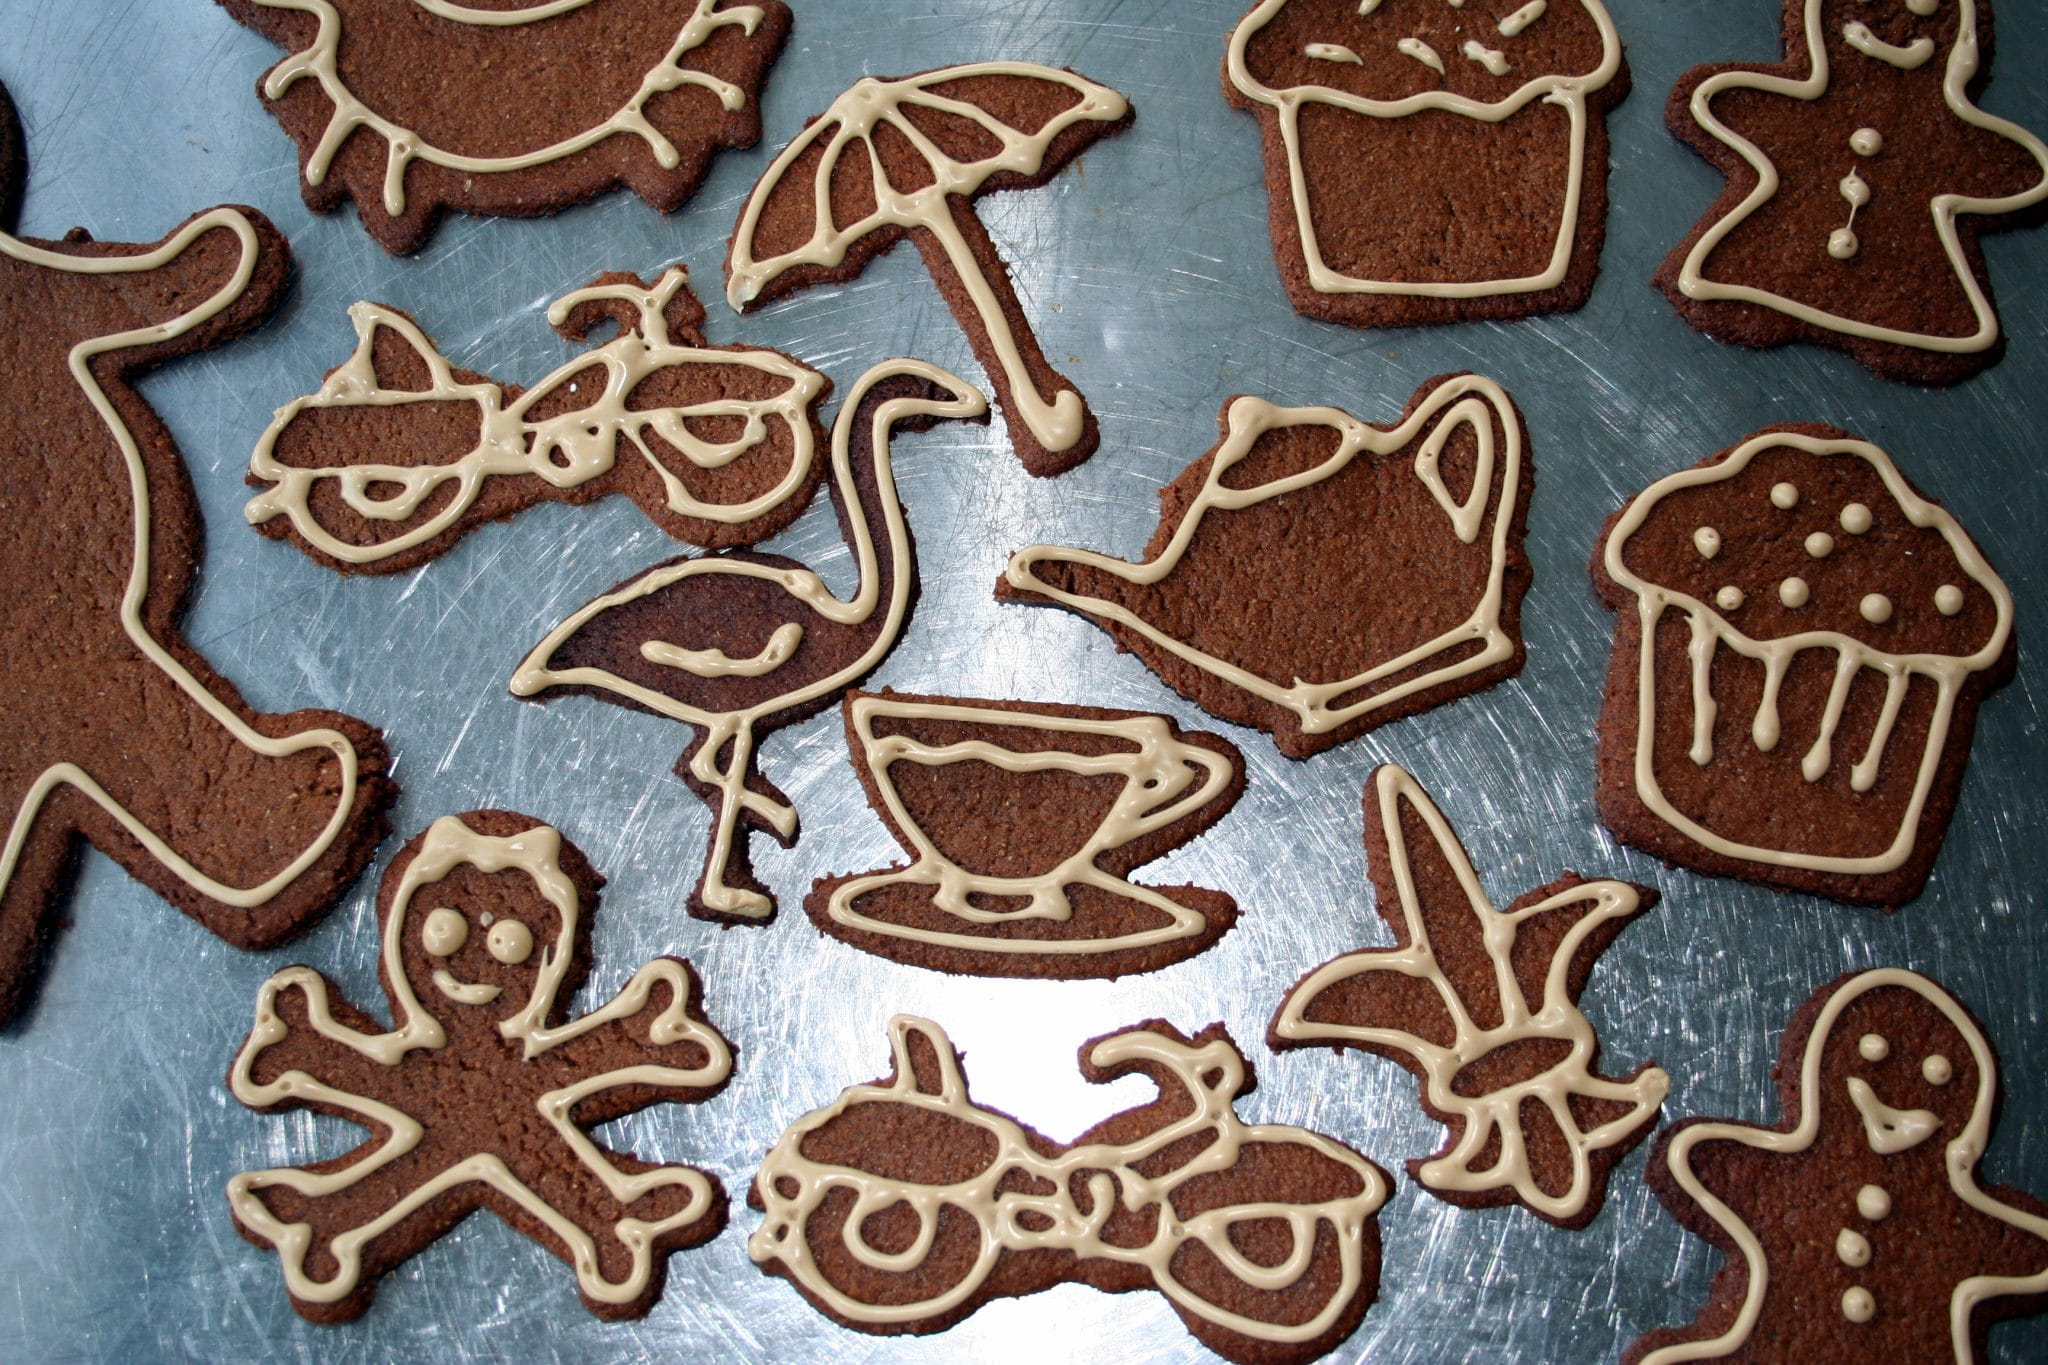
[[511, 362, 986, 924], [218, 0, 792, 254], [1593, 425, 2014, 907], [750, 1015, 1390, 1365], [1224, 0, 1628, 326], [726, 62, 1131, 476], [808, 690, 1248, 980], [227, 812, 733, 1323], [1273, 765, 1665, 1228], [1001, 372, 1533, 759], [1656, 0, 2048, 385], [245, 265, 829, 574], [0, 177, 392, 1024], [1628, 969, 2048, 1362]]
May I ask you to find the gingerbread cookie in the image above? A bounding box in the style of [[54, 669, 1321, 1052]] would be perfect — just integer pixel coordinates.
[[1656, 0, 2048, 385], [228, 811, 733, 1323], [750, 1015, 1390, 1365], [726, 62, 1131, 477], [245, 265, 829, 574], [807, 690, 1247, 979], [1272, 765, 1665, 1228], [217, 0, 792, 255], [1224, 0, 1628, 327], [1627, 968, 2048, 1361], [0, 172, 393, 1024], [1592, 423, 2014, 907], [511, 361, 986, 922], [1000, 372, 1532, 759]]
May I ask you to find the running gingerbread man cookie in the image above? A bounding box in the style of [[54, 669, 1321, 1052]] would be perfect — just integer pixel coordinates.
[[1628, 969, 2048, 1362], [227, 811, 733, 1323], [1658, 0, 2048, 385]]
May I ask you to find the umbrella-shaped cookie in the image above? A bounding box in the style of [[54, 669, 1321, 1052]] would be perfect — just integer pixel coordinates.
[[725, 62, 1130, 476]]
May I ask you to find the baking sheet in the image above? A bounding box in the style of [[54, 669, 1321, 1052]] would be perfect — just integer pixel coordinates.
[[1, 1, 2045, 1359]]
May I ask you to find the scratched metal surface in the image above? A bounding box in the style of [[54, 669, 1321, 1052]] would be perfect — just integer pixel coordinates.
[[0, 0, 2044, 1360]]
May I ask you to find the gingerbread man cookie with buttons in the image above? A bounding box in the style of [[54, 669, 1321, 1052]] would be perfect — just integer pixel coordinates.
[[227, 811, 732, 1322], [1628, 969, 2048, 1362]]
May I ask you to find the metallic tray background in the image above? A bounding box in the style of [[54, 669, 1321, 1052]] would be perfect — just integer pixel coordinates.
[[1, 1, 2044, 1360]]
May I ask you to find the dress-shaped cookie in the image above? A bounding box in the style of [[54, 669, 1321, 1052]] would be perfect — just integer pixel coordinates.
[[1592, 423, 2014, 907], [1272, 765, 1665, 1228], [217, 0, 792, 254], [1001, 373, 1532, 758], [1628, 969, 2048, 1361], [228, 812, 733, 1323], [1225, 0, 1627, 326], [0, 149, 392, 1024], [1657, 0, 2048, 385]]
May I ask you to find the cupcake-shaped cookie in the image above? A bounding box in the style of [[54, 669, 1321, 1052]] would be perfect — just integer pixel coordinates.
[[1592, 425, 2014, 906], [1224, 0, 1626, 327]]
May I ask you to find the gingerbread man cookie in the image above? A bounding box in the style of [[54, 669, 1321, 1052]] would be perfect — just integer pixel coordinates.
[[1657, 0, 2048, 385], [228, 812, 733, 1322], [0, 130, 393, 1025], [1629, 969, 2048, 1361]]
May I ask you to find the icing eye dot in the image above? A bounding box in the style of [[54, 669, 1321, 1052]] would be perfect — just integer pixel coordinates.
[[421, 907, 467, 957], [1829, 229, 1860, 261], [1304, 42, 1364, 64], [1860, 594, 1893, 625], [1922, 1053, 1953, 1085], [1780, 577, 1811, 609], [1805, 532, 1835, 559], [1856, 1184, 1891, 1221], [1934, 584, 1964, 616], [487, 919, 534, 966], [1840, 502, 1873, 534], [1841, 1286, 1876, 1324], [1849, 127, 1884, 157], [1716, 585, 1745, 611], [1693, 527, 1722, 559], [1835, 1228, 1872, 1267], [1857, 1033, 1889, 1062], [1771, 482, 1800, 510]]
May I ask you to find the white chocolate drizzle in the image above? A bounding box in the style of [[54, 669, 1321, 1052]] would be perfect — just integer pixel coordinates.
[[726, 63, 1127, 456], [245, 0, 763, 218], [1604, 430, 2012, 873], [1005, 374, 1524, 741], [0, 209, 363, 915], [1226, 0, 1622, 299], [227, 816, 733, 1308], [1675, 0, 2048, 357], [1273, 766, 1668, 1222], [749, 1016, 1388, 1341], [1307, 42, 1365, 64], [1463, 41, 1512, 77], [824, 695, 1236, 956], [245, 267, 826, 565]]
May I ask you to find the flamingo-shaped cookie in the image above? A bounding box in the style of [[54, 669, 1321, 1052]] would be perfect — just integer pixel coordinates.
[[512, 360, 986, 922]]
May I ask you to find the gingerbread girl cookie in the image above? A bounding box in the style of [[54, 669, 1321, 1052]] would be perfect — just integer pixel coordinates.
[[1657, 0, 2048, 385], [228, 812, 733, 1322], [1629, 969, 2048, 1361]]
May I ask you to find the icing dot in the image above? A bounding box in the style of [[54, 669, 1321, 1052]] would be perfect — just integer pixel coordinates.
[[1906, 0, 1939, 13], [1771, 482, 1800, 509], [1840, 502, 1873, 535], [1860, 594, 1893, 624], [1829, 228, 1861, 261], [1694, 526, 1722, 559], [487, 919, 534, 966], [1842, 1286, 1876, 1324], [1716, 585, 1745, 611], [1839, 171, 1870, 209], [1850, 127, 1884, 157], [422, 907, 467, 957], [1923, 1053, 1953, 1085], [1856, 1184, 1891, 1221], [1780, 577, 1811, 609], [1857, 1033, 1889, 1062], [1805, 532, 1835, 559], [1836, 1228, 1872, 1268], [1935, 584, 1965, 616]]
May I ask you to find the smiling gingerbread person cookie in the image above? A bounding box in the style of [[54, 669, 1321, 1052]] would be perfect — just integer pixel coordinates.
[[1628, 969, 2048, 1361], [227, 811, 733, 1322]]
